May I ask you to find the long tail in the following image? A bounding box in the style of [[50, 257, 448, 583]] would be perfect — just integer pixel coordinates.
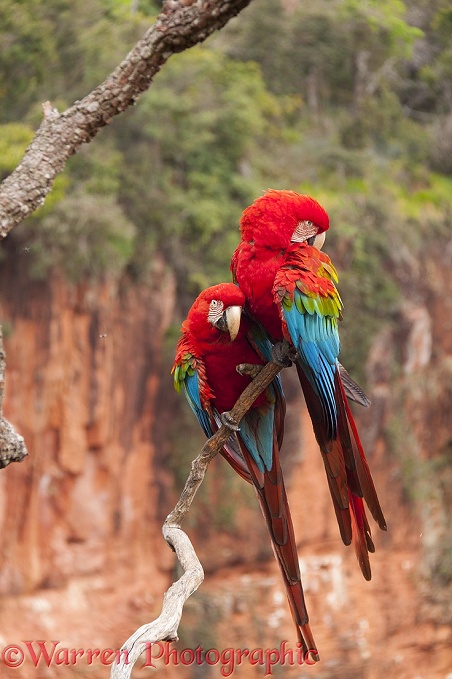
[[238, 432, 319, 662], [296, 363, 386, 580]]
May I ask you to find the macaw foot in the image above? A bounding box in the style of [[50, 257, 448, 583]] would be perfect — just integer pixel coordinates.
[[272, 340, 297, 367], [220, 411, 240, 432], [236, 362, 263, 379]]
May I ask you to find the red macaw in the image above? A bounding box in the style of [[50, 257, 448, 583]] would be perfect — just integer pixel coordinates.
[[231, 190, 387, 580], [172, 283, 319, 660]]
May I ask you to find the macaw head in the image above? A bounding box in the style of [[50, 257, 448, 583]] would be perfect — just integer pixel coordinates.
[[239, 189, 329, 250], [183, 283, 245, 344]]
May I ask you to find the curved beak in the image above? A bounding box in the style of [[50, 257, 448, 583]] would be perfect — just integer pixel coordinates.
[[224, 305, 242, 341], [313, 231, 326, 250]]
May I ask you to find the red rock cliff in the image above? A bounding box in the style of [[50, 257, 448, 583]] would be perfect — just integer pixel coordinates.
[[0, 248, 177, 670]]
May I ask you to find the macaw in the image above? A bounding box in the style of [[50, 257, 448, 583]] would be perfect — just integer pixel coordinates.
[[172, 283, 319, 660], [231, 190, 387, 580]]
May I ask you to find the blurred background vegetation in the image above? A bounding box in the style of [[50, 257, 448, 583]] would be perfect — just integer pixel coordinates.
[[1, 0, 451, 590], [2, 0, 451, 378]]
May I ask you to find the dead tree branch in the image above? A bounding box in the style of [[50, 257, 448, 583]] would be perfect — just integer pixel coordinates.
[[0, 327, 28, 468], [111, 359, 284, 679], [0, 0, 253, 239]]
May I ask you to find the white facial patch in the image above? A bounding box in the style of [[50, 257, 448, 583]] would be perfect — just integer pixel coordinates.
[[207, 299, 224, 325], [292, 220, 318, 243]]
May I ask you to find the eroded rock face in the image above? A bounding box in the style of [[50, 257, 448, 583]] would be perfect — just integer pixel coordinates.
[[0, 255, 176, 601], [0, 242, 450, 679]]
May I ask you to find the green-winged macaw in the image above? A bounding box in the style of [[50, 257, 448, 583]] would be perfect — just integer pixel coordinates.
[[172, 282, 319, 661], [231, 190, 387, 580]]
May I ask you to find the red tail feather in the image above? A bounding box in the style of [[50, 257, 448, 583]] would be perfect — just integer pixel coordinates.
[[238, 433, 319, 661], [295, 363, 386, 579]]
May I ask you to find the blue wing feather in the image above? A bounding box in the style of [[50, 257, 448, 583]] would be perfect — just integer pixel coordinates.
[[183, 371, 214, 438], [283, 288, 340, 434], [239, 385, 276, 473]]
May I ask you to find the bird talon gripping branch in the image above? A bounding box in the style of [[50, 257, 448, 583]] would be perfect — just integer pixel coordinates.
[[219, 411, 240, 432], [271, 340, 294, 367]]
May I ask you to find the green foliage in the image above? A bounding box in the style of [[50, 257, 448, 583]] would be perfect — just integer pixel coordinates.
[[219, 0, 421, 109], [0, 0, 60, 121], [0, 0, 449, 352], [3, 0, 450, 298], [321, 190, 401, 380], [0, 123, 34, 176], [102, 0, 159, 20], [68, 141, 124, 196], [25, 192, 136, 282], [114, 46, 286, 300]]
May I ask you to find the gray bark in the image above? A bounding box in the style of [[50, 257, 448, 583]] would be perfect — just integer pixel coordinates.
[[0, 327, 28, 468]]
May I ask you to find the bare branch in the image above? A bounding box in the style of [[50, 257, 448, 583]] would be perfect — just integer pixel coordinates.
[[111, 527, 203, 679], [0, 327, 28, 468], [0, 0, 253, 239], [111, 358, 284, 678]]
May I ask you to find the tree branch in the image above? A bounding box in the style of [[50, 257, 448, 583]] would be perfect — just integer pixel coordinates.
[[111, 359, 284, 679], [0, 327, 28, 468], [0, 0, 253, 239]]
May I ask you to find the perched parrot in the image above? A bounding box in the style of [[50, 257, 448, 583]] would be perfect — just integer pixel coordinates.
[[231, 190, 387, 580], [172, 283, 319, 660]]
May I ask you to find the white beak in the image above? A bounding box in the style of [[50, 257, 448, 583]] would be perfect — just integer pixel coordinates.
[[313, 231, 326, 250], [225, 306, 242, 341]]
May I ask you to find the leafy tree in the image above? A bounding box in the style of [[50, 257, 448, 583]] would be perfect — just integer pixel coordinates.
[[115, 47, 285, 300], [0, 0, 59, 121]]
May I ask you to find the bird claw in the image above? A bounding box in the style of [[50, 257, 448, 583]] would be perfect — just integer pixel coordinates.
[[220, 411, 240, 432], [236, 363, 263, 378], [271, 340, 296, 367]]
